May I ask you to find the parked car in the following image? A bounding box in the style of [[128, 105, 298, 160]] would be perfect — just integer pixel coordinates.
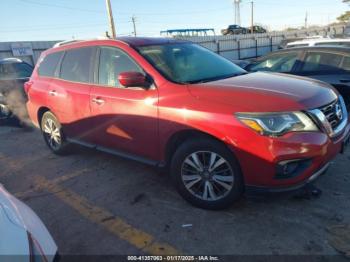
[[0, 58, 33, 122], [240, 46, 350, 107], [247, 25, 267, 34], [286, 38, 350, 48], [25, 38, 350, 209], [221, 25, 247, 35], [0, 183, 58, 261]]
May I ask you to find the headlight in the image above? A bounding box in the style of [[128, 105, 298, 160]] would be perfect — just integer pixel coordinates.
[[236, 112, 318, 137]]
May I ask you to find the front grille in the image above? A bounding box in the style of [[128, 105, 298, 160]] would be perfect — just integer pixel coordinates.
[[319, 100, 343, 130]]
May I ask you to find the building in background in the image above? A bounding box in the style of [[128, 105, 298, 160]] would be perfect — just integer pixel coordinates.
[[0, 41, 60, 66]]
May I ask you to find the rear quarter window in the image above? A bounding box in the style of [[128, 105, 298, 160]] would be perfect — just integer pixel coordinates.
[[38, 51, 63, 77]]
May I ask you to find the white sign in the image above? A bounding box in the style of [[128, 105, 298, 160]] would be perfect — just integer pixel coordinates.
[[11, 43, 33, 57]]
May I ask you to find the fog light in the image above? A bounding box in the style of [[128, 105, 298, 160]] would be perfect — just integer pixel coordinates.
[[276, 159, 312, 179]]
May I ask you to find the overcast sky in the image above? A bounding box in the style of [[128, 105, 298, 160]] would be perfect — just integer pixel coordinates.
[[0, 0, 347, 41]]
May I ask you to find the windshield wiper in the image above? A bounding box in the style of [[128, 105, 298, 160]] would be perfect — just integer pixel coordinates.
[[186, 72, 248, 84]]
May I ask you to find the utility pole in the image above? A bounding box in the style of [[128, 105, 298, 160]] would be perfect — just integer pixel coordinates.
[[234, 0, 241, 26], [305, 12, 308, 29], [251, 1, 254, 33], [105, 0, 116, 38], [132, 15, 137, 37]]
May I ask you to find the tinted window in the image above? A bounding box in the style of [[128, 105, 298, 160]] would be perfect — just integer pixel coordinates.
[[98, 47, 142, 87], [0, 63, 33, 80], [138, 43, 245, 84], [248, 52, 298, 73], [301, 52, 343, 72], [60, 47, 94, 83], [38, 52, 63, 77]]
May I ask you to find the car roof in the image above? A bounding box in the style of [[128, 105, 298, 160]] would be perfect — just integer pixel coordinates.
[[269, 46, 350, 54], [287, 38, 350, 46], [0, 58, 25, 64], [52, 37, 190, 51]]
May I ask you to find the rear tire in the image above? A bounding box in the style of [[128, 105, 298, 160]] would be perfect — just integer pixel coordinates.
[[170, 138, 244, 210], [40, 111, 70, 155]]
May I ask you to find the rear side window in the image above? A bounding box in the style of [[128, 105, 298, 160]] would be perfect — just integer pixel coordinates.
[[60, 47, 95, 83], [301, 52, 343, 72], [38, 52, 63, 77]]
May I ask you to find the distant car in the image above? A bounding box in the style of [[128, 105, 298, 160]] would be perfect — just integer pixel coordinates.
[[241, 46, 350, 107], [0, 58, 33, 122], [247, 25, 267, 34], [221, 25, 247, 35], [286, 38, 350, 48], [0, 183, 58, 261]]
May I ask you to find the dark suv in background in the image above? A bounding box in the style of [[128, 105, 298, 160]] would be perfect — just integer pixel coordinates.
[[0, 58, 33, 123], [221, 25, 247, 35]]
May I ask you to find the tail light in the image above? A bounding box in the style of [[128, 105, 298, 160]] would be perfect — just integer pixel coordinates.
[[24, 81, 33, 94]]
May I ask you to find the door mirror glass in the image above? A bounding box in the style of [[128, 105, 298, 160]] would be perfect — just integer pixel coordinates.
[[118, 72, 151, 88]]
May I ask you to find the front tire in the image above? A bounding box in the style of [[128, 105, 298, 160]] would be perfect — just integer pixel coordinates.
[[171, 138, 244, 210], [40, 111, 69, 155]]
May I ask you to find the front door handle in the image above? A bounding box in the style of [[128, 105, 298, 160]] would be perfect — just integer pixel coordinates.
[[340, 79, 350, 83], [92, 98, 105, 105], [49, 90, 57, 96]]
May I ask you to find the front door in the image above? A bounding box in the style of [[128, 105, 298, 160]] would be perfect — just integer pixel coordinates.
[[90, 46, 159, 162]]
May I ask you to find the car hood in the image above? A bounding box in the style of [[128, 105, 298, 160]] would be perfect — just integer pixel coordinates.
[[0, 184, 57, 259], [188, 72, 338, 112]]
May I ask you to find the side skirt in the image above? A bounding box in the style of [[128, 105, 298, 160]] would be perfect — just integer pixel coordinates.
[[66, 138, 164, 168]]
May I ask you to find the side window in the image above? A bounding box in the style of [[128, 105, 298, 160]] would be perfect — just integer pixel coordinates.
[[38, 52, 63, 77], [249, 52, 298, 73], [341, 56, 350, 71], [60, 47, 94, 83], [98, 47, 142, 87], [301, 52, 343, 72]]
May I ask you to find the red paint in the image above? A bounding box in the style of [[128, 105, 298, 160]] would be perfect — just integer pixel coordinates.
[[26, 38, 350, 189]]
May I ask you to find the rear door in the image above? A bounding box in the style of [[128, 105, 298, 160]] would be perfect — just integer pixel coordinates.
[[49, 46, 96, 142], [89, 46, 159, 162]]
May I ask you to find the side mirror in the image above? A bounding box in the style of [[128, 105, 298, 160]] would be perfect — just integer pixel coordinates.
[[118, 72, 151, 89]]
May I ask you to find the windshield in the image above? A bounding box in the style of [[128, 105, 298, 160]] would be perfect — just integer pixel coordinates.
[[138, 43, 246, 84]]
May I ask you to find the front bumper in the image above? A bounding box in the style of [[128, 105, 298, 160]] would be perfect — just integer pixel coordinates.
[[230, 121, 350, 189], [246, 161, 330, 193]]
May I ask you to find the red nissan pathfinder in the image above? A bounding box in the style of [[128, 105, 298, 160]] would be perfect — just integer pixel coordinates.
[[25, 38, 350, 209]]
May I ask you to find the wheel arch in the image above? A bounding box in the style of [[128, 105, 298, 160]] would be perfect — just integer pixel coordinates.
[[37, 107, 51, 127], [164, 129, 240, 169]]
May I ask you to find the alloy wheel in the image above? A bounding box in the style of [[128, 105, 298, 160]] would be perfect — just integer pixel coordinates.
[[181, 151, 234, 201], [43, 118, 62, 150]]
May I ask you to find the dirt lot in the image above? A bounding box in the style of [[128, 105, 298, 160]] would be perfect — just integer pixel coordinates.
[[0, 123, 349, 261]]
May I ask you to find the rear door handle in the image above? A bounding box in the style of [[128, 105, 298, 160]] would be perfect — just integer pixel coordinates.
[[340, 79, 350, 83], [92, 98, 105, 105], [49, 90, 57, 96]]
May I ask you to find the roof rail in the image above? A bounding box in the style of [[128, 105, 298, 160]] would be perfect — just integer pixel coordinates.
[[53, 36, 112, 48], [53, 40, 82, 48]]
